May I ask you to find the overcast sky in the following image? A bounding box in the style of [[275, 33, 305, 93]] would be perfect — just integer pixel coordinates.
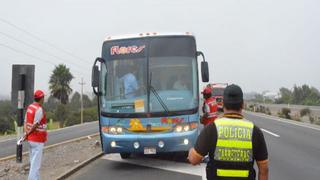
[[0, 0, 319, 98]]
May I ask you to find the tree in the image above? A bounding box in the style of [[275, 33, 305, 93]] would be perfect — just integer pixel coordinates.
[[54, 104, 71, 127], [304, 87, 320, 105], [0, 101, 15, 134], [82, 94, 92, 108], [69, 92, 81, 111], [276, 85, 320, 105], [44, 95, 59, 110], [49, 64, 74, 104], [276, 87, 293, 104], [92, 95, 98, 105]]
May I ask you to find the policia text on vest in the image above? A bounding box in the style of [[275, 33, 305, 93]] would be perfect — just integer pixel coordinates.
[[215, 119, 253, 162]]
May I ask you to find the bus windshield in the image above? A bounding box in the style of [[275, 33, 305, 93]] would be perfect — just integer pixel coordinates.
[[100, 36, 198, 115], [212, 88, 225, 96], [149, 56, 197, 112]]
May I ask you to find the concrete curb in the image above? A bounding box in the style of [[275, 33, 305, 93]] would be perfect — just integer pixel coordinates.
[[0, 133, 99, 162], [56, 152, 104, 180]]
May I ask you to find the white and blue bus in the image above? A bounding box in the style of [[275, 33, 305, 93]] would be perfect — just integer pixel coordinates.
[[92, 32, 209, 159]]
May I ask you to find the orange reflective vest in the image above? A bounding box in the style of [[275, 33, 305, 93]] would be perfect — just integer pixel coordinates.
[[202, 97, 218, 125], [25, 102, 47, 143]]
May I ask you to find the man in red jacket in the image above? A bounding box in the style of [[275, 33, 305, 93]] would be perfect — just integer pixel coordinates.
[[201, 87, 218, 125], [23, 90, 47, 180]]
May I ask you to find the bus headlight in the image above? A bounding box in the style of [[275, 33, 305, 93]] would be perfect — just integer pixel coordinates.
[[183, 125, 190, 132], [116, 127, 123, 134], [174, 122, 198, 133], [110, 127, 117, 134], [175, 125, 183, 132], [101, 126, 124, 134]]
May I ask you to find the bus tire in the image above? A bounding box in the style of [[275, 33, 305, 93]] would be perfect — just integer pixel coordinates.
[[120, 153, 131, 159]]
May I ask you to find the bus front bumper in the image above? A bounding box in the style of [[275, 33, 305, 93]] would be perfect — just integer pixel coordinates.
[[102, 129, 198, 154]]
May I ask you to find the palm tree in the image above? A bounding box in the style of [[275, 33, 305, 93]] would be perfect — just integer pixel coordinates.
[[49, 64, 74, 104]]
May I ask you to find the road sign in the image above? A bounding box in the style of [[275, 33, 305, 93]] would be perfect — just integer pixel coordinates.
[[11, 65, 35, 113]]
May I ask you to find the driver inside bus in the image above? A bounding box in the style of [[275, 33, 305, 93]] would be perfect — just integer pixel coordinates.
[[119, 66, 139, 99], [173, 74, 188, 90]]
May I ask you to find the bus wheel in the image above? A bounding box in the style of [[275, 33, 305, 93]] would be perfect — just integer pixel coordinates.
[[120, 153, 131, 159]]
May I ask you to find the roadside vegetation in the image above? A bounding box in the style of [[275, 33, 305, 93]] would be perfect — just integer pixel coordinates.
[[250, 84, 320, 106], [0, 64, 97, 135], [246, 84, 320, 125], [276, 85, 320, 106]]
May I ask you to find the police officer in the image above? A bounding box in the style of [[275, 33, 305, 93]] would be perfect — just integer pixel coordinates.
[[201, 87, 218, 125], [23, 90, 47, 180], [188, 84, 269, 180]]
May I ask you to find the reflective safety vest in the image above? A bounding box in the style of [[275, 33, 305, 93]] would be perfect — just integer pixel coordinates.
[[25, 102, 47, 143], [202, 97, 218, 125], [212, 118, 254, 179]]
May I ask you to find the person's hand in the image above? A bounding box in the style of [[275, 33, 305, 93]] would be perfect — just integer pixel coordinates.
[[18, 132, 28, 144], [17, 136, 26, 145]]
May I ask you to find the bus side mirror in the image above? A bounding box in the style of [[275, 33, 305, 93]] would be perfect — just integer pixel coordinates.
[[197, 51, 209, 82], [92, 65, 99, 88], [92, 57, 104, 95], [201, 61, 209, 82]]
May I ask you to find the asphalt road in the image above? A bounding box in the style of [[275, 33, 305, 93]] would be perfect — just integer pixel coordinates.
[[0, 121, 99, 158], [245, 112, 320, 180], [69, 154, 202, 180], [68, 112, 320, 180]]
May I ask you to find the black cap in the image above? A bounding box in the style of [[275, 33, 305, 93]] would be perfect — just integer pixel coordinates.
[[223, 84, 243, 104]]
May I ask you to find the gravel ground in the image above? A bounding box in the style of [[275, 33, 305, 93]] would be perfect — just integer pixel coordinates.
[[0, 135, 101, 180]]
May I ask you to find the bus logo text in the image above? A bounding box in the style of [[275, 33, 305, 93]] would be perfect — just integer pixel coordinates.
[[110, 45, 146, 55]]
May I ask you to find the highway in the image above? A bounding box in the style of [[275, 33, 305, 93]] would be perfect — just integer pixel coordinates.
[[245, 112, 320, 180], [0, 121, 99, 158], [68, 112, 320, 180]]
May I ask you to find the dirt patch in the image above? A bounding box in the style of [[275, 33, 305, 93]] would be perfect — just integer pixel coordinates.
[[0, 135, 101, 180]]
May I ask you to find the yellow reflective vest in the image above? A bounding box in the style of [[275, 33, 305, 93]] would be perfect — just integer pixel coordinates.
[[213, 118, 254, 179]]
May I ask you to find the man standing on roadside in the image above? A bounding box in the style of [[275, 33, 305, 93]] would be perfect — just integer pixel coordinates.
[[23, 90, 47, 180], [201, 87, 218, 126], [188, 84, 269, 180]]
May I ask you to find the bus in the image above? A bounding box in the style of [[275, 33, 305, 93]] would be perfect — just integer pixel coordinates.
[[91, 32, 209, 159]]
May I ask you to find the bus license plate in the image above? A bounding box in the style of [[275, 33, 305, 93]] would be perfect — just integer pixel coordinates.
[[144, 147, 156, 155]]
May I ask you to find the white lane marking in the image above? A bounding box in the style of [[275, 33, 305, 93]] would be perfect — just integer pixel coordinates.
[[261, 128, 280, 137], [103, 154, 206, 180], [245, 111, 320, 131]]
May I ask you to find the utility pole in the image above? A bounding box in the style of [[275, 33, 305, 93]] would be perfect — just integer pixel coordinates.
[[79, 78, 86, 124]]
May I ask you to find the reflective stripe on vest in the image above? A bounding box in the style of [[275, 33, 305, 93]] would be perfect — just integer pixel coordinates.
[[214, 118, 254, 178], [217, 169, 249, 178]]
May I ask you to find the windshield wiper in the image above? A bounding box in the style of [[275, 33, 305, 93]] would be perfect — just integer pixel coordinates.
[[148, 72, 170, 113]]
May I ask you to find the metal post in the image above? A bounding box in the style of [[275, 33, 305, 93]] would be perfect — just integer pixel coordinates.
[[16, 74, 25, 163], [79, 78, 85, 124]]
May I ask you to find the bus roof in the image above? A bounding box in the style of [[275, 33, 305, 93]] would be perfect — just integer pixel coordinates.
[[104, 32, 194, 41]]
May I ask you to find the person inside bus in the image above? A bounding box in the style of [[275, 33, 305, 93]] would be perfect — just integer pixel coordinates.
[[173, 74, 188, 90], [119, 66, 138, 99]]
